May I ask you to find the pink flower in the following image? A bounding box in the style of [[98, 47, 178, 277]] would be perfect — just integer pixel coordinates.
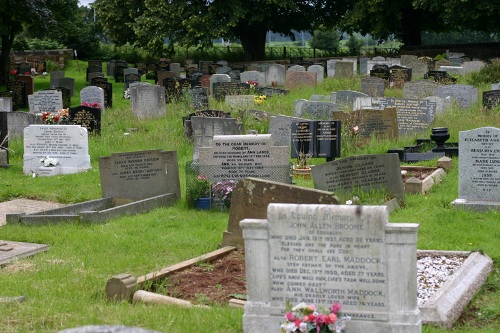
[[328, 313, 338, 324], [285, 312, 295, 322], [331, 301, 342, 314]]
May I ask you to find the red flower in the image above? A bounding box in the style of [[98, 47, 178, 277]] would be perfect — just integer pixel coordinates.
[[53, 115, 60, 122], [10, 69, 17, 75]]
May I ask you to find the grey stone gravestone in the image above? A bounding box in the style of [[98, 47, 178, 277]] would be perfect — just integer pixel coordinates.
[[212, 82, 250, 101], [23, 125, 91, 175], [215, 65, 232, 74], [240, 71, 264, 87], [360, 77, 385, 97], [80, 86, 105, 112], [452, 127, 500, 211], [50, 70, 65, 87], [492, 83, 500, 90], [99, 149, 180, 202], [156, 71, 175, 86], [169, 62, 181, 77], [221, 177, 340, 248], [424, 96, 452, 116], [124, 73, 142, 89], [462, 61, 485, 74], [307, 64, 325, 83], [435, 84, 478, 109], [87, 72, 104, 84], [0, 97, 12, 112], [58, 78, 75, 96], [294, 100, 339, 119], [401, 55, 418, 67], [268, 115, 309, 147], [342, 58, 358, 74], [28, 90, 63, 114], [225, 95, 255, 110], [241, 203, 420, 333], [6, 111, 35, 138], [123, 68, 139, 76], [310, 94, 330, 102], [326, 59, 338, 77], [265, 64, 286, 86], [334, 108, 398, 140], [209, 74, 231, 96], [403, 80, 439, 99], [285, 71, 316, 88], [439, 66, 464, 76], [288, 65, 306, 72], [198, 134, 290, 184], [334, 61, 354, 78], [336, 91, 368, 106], [359, 57, 369, 75], [313, 153, 405, 202], [130, 85, 166, 119], [191, 116, 244, 162]]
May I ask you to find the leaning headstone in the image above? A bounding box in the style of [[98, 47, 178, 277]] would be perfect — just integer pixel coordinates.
[[221, 177, 340, 248], [99, 149, 180, 202], [268, 115, 309, 147], [23, 125, 91, 175], [294, 100, 339, 119], [285, 71, 316, 88], [130, 85, 166, 119], [360, 77, 385, 97], [452, 127, 500, 211], [307, 64, 325, 83], [482, 90, 500, 109], [28, 90, 63, 114], [313, 153, 406, 202], [191, 116, 244, 161], [198, 134, 290, 184], [403, 80, 439, 99], [80, 86, 105, 112], [241, 203, 420, 333], [265, 64, 286, 86], [435, 84, 478, 108], [69, 106, 101, 134]]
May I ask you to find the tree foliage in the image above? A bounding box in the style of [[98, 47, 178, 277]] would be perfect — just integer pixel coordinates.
[[309, 27, 340, 52]]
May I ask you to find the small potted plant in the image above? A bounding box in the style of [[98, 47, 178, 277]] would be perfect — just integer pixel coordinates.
[[188, 175, 212, 209]]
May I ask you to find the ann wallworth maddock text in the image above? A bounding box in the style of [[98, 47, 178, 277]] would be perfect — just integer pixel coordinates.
[[269, 207, 387, 314]]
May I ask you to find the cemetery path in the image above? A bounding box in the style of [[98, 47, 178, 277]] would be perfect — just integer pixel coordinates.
[[155, 249, 246, 305]]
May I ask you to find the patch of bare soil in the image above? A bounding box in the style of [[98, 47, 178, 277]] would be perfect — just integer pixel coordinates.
[[401, 168, 435, 183], [159, 249, 246, 305]]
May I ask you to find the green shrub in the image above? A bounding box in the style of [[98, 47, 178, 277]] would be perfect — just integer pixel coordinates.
[[466, 59, 500, 86], [27, 38, 66, 50]]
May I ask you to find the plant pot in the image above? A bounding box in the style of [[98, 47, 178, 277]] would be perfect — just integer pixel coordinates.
[[292, 166, 312, 179], [195, 197, 211, 210]]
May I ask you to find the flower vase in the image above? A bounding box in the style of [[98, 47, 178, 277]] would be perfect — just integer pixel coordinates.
[[195, 197, 211, 210], [292, 165, 312, 179]]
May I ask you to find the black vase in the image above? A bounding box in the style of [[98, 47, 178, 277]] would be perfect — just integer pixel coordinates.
[[430, 127, 450, 152]]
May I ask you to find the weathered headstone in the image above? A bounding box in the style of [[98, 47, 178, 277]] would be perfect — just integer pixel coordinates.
[[221, 177, 340, 248], [268, 115, 309, 147], [99, 149, 181, 202], [403, 80, 438, 99], [241, 203, 420, 333], [336, 91, 368, 106], [212, 81, 250, 101], [360, 77, 385, 97], [462, 61, 485, 74], [482, 90, 500, 109], [58, 78, 75, 96], [0, 97, 13, 112], [23, 125, 91, 175], [288, 65, 306, 72], [313, 153, 406, 202], [285, 71, 317, 88], [334, 108, 398, 140], [452, 127, 500, 211], [435, 84, 478, 108], [389, 65, 412, 89], [225, 95, 255, 110], [130, 85, 166, 119], [334, 61, 354, 78], [265, 64, 286, 86], [198, 134, 290, 184], [6, 111, 35, 138], [307, 64, 325, 83], [69, 106, 101, 134], [294, 100, 339, 119]]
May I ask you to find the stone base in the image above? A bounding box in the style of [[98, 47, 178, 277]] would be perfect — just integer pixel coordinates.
[[451, 198, 500, 211], [38, 165, 62, 176]]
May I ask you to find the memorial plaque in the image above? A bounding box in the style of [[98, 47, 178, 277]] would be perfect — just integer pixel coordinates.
[[23, 125, 91, 175], [453, 127, 500, 206], [482, 90, 500, 109], [212, 82, 250, 101], [313, 153, 405, 202], [198, 134, 290, 184], [69, 106, 101, 134], [291, 121, 341, 159], [360, 77, 385, 97], [99, 149, 180, 202]]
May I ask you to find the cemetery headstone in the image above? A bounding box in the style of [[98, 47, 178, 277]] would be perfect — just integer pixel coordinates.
[[336, 91, 368, 106], [265, 64, 286, 86], [307, 64, 325, 83], [434, 59, 453, 70], [87, 72, 104, 84], [334, 108, 398, 140], [268, 115, 308, 147], [23, 125, 91, 175], [50, 70, 65, 88], [169, 63, 181, 77], [130, 85, 166, 119], [156, 71, 175, 86], [462, 61, 485, 75], [198, 134, 290, 184], [360, 77, 385, 97], [310, 94, 330, 102], [359, 57, 369, 75], [191, 116, 244, 161], [403, 80, 439, 99], [107, 60, 116, 77], [7, 80, 27, 109], [439, 66, 464, 76], [215, 65, 232, 74], [482, 90, 500, 110], [435, 84, 478, 108], [313, 153, 406, 202], [288, 65, 306, 72], [212, 81, 250, 101], [58, 78, 75, 96], [241, 203, 420, 333], [92, 80, 113, 108], [124, 73, 141, 89], [389, 65, 412, 89], [370, 65, 390, 84], [123, 68, 139, 76], [0, 91, 17, 111], [69, 105, 101, 134], [199, 60, 214, 75], [15, 75, 34, 96], [189, 86, 209, 111], [80, 86, 105, 112], [6, 111, 35, 138], [225, 95, 255, 110], [334, 61, 354, 78], [452, 127, 500, 211], [99, 149, 181, 202], [240, 71, 264, 86], [294, 100, 339, 120], [0, 97, 12, 112], [424, 71, 457, 85], [285, 71, 317, 89], [221, 177, 340, 248], [209, 74, 231, 97], [28, 90, 63, 114], [291, 120, 341, 159]]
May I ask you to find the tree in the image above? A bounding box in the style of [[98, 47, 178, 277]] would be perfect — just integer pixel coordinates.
[[0, 0, 53, 83], [309, 27, 340, 52], [345, 34, 364, 54], [96, 0, 351, 61]]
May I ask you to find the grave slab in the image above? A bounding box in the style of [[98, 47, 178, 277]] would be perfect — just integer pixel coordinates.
[[0, 240, 48, 266]]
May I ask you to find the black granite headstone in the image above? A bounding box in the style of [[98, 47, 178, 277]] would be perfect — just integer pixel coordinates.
[[69, 106, 101, 134]]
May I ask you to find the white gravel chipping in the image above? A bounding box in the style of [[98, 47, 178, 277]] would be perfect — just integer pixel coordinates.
[[417, 255, 465, 305]]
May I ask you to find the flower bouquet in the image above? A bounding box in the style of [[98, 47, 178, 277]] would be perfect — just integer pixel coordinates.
[[41, 108, 69, 124], [211, 179, 238, 209], [187, 175, 212, 207], [40, 156, 59, 167], [281, 301, 350, 333]]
